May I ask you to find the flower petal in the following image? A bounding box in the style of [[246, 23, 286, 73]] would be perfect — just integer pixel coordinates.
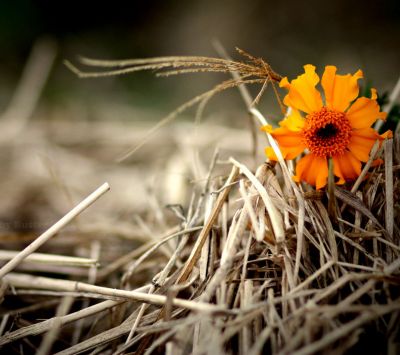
[[263, 125, 306, 160], [321, 66, 363, 112], [293, 154, 328, 189], [348, 128, 380, 162], [371, 158, 383, 167], [370, 88, 378, 100], [346, 97, 387, 129], [333, 151, 361, 183], [280, 64, 323, 114], [279, 109, 305, 131], [348, 128, 393, 162], [380, 130, 393, 139]]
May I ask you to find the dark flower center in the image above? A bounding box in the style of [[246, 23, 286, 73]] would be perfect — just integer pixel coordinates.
[[302, 108, 352, 157], [316, 123, 338, 139]]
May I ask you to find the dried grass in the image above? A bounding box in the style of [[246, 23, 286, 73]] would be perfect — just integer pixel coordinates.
[[0, 44, 399, 355]]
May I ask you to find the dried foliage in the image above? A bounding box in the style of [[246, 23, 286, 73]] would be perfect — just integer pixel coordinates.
[[65, 48, 281, 82], [66, 48, 283, 160], [0, 44, 399, 355]]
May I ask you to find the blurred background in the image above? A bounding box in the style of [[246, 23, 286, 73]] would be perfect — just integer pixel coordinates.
[[0, 0, 399, 241], [1, 1, 399, 114]]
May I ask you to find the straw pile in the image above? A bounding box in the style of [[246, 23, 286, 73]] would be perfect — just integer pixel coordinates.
[[0, 42, 399, 354]]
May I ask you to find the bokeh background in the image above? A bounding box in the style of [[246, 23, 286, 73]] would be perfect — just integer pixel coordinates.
[[1, 0, 399, 112], [0, 0, 399, 237]]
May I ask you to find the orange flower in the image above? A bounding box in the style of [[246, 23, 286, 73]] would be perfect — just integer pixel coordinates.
[[263, 65, 392, 190]]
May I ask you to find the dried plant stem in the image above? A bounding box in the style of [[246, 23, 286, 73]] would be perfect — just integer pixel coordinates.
[[0, 38, 57, 142], [212, 41, 254, 108], [0, 251, 97, 267], [0, 183, 110, 279], [5, 273, 230, 314], [238, 180, 263, 242], [36, 296, 74, 355], [350, 141, 380, 194], [384, 139, 394, 238], [0, 299, 125, 346], [176, 165, 240, 284], [375, 74, 400, 132], [327, 158, 336, 218], [125, 294, 152, 344], [0, 315, 9, 337], [230, 157, 284, 242]]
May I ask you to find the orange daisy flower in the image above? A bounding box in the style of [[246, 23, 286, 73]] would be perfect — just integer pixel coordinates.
[[263, 65, 392, 190]]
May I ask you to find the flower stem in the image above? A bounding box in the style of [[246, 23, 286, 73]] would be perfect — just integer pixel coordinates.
[[328, 158, 336, 219]]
